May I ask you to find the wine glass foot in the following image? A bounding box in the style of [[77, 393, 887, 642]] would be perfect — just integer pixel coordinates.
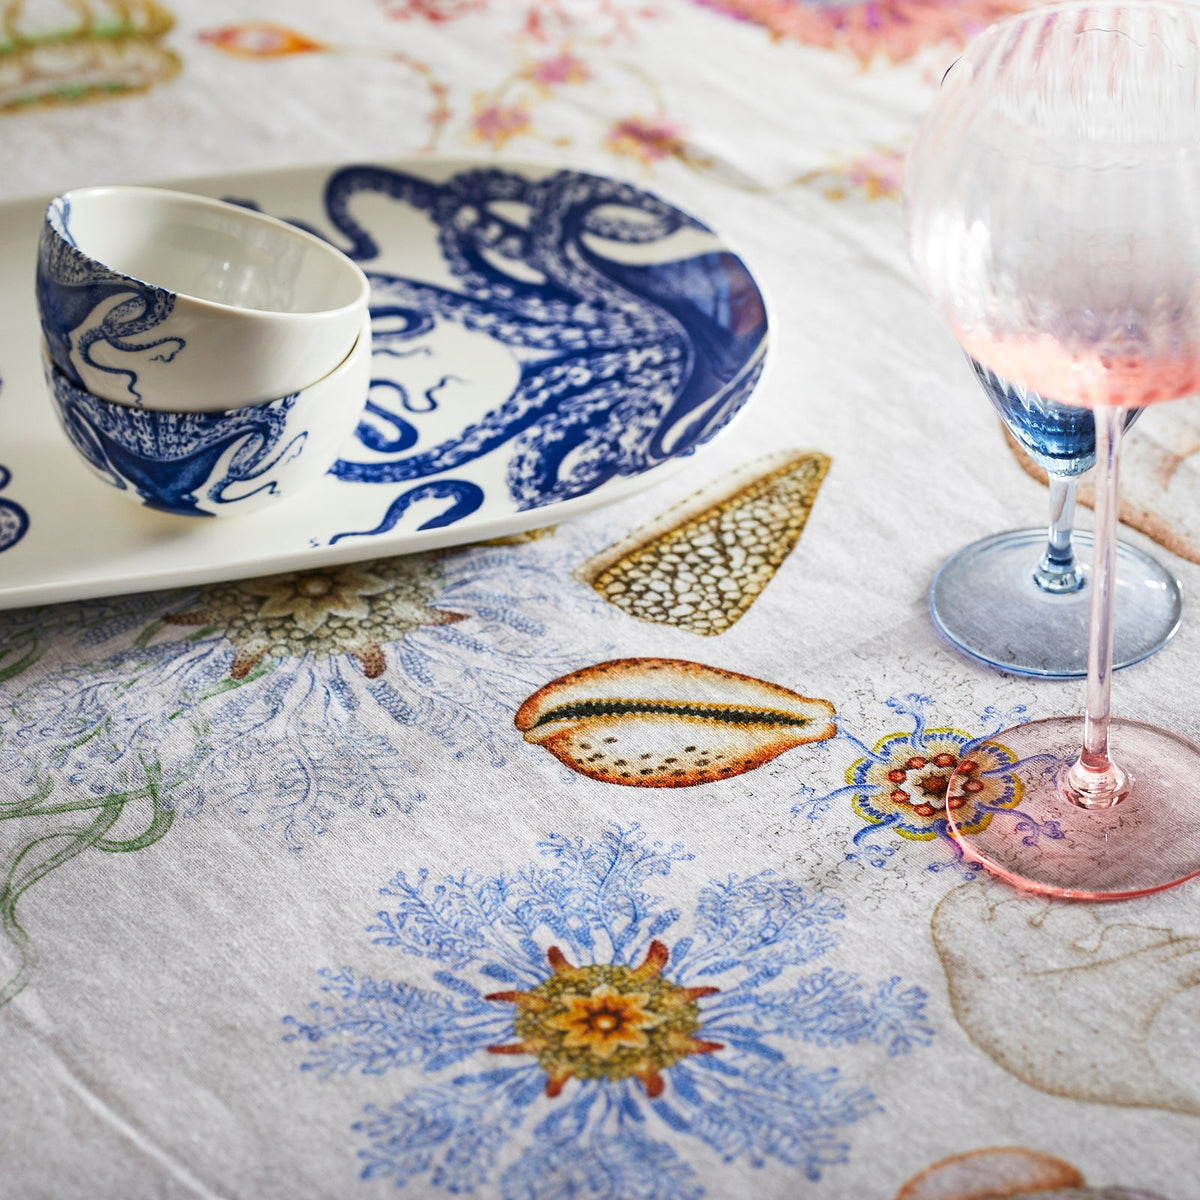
[[930, 528, 1182, 678], [946, 716, 1200, 899]]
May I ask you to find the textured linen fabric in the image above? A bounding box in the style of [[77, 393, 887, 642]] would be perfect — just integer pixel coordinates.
[[1, 2, 1199, 1199]]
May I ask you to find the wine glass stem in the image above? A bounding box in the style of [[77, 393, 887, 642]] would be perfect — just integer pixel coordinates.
[[1033, 472, 1083, 593], [1065, 405, 1129, 808]]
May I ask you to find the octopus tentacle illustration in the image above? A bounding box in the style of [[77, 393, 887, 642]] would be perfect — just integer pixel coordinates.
[[320, 165, 766, 511]]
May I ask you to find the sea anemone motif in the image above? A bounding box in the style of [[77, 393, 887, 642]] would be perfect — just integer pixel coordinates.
[[161, 558, 464, 679]]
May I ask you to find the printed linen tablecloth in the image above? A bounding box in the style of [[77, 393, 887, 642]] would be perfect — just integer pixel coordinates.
[[3, 3, 1200, 1198]]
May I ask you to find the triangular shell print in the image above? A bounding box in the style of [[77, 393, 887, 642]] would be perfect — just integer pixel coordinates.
[[577, 450, 831, 635], [515, 657, 836, 787]]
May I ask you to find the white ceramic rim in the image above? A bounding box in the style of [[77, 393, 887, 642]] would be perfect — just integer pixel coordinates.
[[49, 184, 371, 324]]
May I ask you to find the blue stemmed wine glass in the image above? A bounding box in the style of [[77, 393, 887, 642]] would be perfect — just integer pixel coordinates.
[[928, 360, 1182, 677]]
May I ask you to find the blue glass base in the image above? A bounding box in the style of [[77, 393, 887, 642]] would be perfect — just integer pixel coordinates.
[[930, 528, 1183, 678]]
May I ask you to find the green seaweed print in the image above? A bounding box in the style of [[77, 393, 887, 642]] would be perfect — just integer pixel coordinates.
[[0, 755, 175, 1007]]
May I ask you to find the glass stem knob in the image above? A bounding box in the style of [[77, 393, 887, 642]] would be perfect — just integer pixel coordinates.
[[1033, 473, 1084, 594]]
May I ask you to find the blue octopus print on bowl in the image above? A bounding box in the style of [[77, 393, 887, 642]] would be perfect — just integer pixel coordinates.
[[36, 186, 370, 410], [41, 325, 369, 517], [283, 825, 933, 1197], [37, 193, 182, 405], [44, 360, 300, 516], [321, 164, 769, 513]]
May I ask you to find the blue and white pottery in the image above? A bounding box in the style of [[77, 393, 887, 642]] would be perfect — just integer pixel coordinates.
[[41, 319, 371, 517], [37, 186, 370, 411], [0, 159, 769, 606]]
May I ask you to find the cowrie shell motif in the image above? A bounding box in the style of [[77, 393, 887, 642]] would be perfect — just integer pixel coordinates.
[[515, 657, 836, 787]]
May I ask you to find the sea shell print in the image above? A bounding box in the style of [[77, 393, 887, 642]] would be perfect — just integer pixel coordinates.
[[0, 0, 180, 112], [577, 450, 831, 636], [515, 657, 836, 786], [895, 1147, 1084, 1200], [932, 883, 1200, 1121], [895, 1144, 1167, 1200]]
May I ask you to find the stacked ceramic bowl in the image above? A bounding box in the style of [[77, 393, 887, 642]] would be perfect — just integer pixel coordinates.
[[36, 186, 371, 517]]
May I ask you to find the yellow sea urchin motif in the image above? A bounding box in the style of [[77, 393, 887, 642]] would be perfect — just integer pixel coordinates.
[[0, 0, 179, 112], [486, 941, 722, 1098]]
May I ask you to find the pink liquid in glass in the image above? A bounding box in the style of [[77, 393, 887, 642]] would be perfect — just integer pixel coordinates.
[[959, 330, 1200, 409]]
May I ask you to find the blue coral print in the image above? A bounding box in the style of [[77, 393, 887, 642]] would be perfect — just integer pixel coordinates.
[[0, 538, 607, 1006], [0, 543, 592, 851], [283, 825, 933, 1196]]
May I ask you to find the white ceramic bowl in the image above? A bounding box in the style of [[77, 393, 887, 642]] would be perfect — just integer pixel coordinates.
[[37, 185, 370, 411], [42, 318, 371, 517]]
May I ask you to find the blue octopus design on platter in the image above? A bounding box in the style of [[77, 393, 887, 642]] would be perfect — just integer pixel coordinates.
[[320, 165, 768, 513], [283, 825, 932, 1197], [0, 465, 28, 552], [0, 377, 30, 552]]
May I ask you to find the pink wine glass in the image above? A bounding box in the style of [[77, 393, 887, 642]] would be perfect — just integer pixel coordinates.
[[907, 0, 1200, 898]]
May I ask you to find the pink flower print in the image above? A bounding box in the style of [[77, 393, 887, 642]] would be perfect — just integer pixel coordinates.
[[379, 0, 489, 20], [471, 100, 533, 148], [605, 115, 685, 166], [524, 50, 591, 88], [693, 0, 1035, 66], [809, 146, 905, 202], [841, 147, 904, 200]]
